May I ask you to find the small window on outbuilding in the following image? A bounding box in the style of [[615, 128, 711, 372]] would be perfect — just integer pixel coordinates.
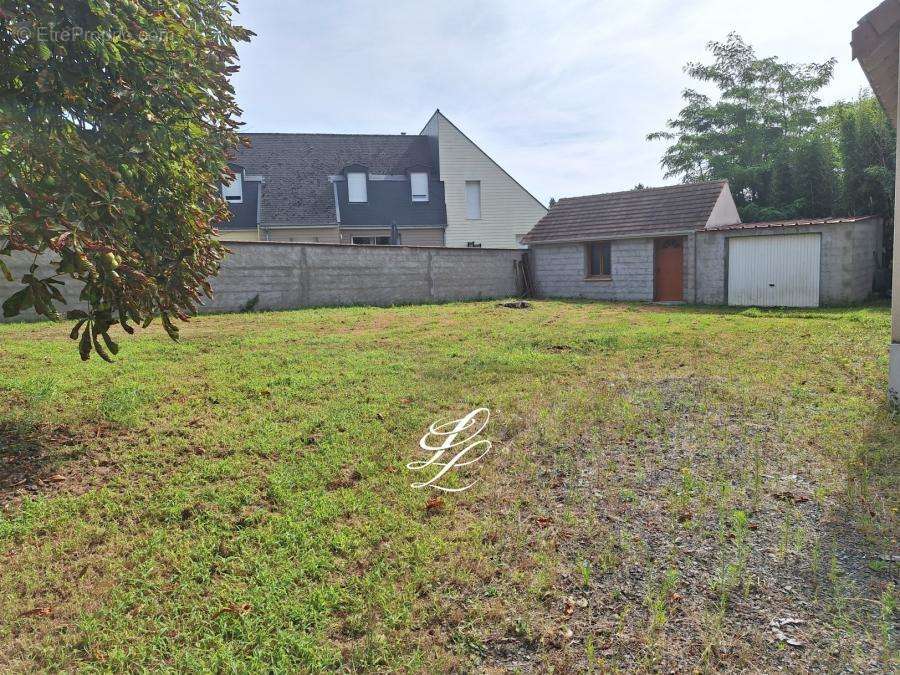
[[585, 242, 612, 278], [410, 172, 429, 202], [348, 172, 368, 203]]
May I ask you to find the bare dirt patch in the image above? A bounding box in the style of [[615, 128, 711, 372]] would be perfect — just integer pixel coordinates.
[[0, 421, 123, 508]]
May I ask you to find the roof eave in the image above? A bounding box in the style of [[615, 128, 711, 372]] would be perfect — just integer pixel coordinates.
[[524, 228, 699, 245], [852, 0, 900, 127]]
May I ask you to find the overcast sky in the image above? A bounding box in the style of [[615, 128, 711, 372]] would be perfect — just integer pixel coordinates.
[[231, 1, 873, 205]]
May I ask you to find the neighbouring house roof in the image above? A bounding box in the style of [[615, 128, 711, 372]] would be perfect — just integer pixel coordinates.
[[521, 180, 729, 244], [703, 216, 878, 232], [853, 0, 900, 128], [231, 133, 436, 225]]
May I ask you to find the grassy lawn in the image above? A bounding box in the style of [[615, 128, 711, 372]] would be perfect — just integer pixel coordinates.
[[0, 300, 896, 672]]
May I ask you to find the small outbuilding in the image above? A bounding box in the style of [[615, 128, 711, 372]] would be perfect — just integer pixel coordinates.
[[522, 181, 884, 308]]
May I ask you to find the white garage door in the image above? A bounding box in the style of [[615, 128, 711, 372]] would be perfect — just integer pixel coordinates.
[[728, 234, 821, 307]]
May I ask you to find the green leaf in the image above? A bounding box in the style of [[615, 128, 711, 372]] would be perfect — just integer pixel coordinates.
[[0, 0, 252, 361], [79, 324, 92, 361], [69, 319, 87, 340], [101, 330, 120, 355], [91, 326, 114, 363], [2, 287, 33, 318], [0, 258, 12, 282], [161, 313, 179, 340], [47, 283, 66, 303]]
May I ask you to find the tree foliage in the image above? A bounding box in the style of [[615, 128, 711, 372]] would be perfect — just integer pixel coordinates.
[[0, 1, 252, 360], [649, 33, 895, 229]]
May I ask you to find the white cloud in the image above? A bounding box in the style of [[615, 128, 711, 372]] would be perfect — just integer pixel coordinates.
[[232, 0, 872, 204]]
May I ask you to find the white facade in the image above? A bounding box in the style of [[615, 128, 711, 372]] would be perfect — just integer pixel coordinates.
[[422, 111, 548, 248], [706, 186, 741, 228]]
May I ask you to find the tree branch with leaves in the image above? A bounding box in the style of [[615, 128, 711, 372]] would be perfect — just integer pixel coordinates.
[[647, 33, 837, 218], [0, 0, 253, 360]]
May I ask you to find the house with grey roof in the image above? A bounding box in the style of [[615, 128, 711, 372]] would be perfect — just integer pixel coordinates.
[[523, 181, 884, 307], [218, 110, 547, 249]]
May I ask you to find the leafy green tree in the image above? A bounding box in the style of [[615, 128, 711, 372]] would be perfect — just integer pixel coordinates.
[[832, 96, 895, 220], [648, 33, 835, 218], [0, 1, 252, 360], [793, 134, 835, 218]]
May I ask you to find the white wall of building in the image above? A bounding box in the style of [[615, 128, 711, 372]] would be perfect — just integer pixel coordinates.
[[423, 112, 547, 249], [705, 186, 741, 228]]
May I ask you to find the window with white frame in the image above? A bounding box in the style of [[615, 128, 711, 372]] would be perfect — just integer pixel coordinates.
[[465, 181, 481, 219], [347, 172, 367, 203], [410, 172, 429, 202], [222, 174, 243, 203]]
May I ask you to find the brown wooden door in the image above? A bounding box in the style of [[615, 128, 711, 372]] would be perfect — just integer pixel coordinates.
[[654, 237, 684, 302]]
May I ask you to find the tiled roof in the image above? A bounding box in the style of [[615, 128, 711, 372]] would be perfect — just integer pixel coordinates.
[[232, 133, 435, 225], [703, 216, 877, 232], [522, 181, 728, 244], [852, 0, 900, 127]]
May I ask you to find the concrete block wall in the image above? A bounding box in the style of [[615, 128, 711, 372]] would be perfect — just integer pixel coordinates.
[[531, 235, 696, 302], [683, 233, 697, 302], [531, 239, 652, 301], [695, 218, 883, 306], [0, 242, 525, 322], [694, 232, 728, 305], [0, 251, 89, 321], [849, 219, 884, 300]]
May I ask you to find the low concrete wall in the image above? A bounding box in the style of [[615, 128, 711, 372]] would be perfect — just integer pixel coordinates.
[[0, 241, 525, 321]]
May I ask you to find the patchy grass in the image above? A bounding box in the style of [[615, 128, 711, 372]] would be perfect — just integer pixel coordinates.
[[0, 300, 896, 672]]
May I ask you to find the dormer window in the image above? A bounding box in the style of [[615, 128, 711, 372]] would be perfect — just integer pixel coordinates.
[[410, 172, 429, 202], [222, 173, 243, 203], [347, 172, 367, 203]]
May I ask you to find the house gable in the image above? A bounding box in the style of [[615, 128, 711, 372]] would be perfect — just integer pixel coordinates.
[[421, 111, 547, 248], [704, 184, 741, 228]]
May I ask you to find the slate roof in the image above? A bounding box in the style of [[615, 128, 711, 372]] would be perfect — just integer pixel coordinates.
[[852, 0, 900, 127], [231, 133, 436, 225], [522, 181, 728, 244], [703, 216, 877, 232]]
